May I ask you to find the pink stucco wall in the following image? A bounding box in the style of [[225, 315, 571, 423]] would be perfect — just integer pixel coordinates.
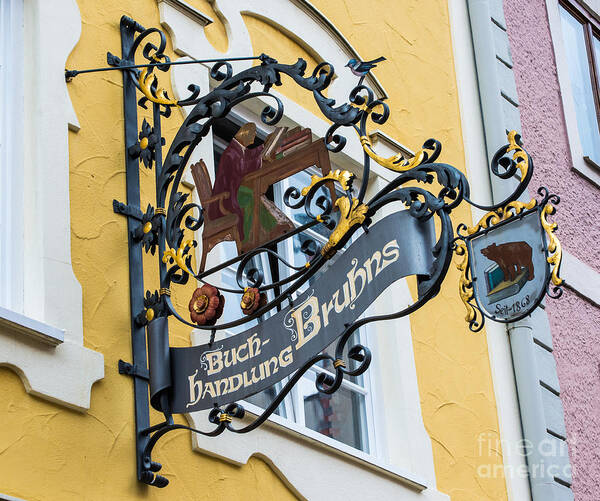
[[504, 1, 600, 499]]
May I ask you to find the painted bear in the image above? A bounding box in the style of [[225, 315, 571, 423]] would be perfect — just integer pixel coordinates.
[[481, 241, 535, 282]]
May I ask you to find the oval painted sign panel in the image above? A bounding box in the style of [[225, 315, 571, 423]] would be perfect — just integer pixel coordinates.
[[467, 210, 549, 323]]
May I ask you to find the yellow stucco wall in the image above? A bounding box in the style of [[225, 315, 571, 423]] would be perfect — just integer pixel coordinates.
[[0, 1, 507, 500]]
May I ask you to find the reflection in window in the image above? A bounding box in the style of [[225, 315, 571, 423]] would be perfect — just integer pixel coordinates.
[[303, 378, 368, 451], [559, 4, 600, 161]]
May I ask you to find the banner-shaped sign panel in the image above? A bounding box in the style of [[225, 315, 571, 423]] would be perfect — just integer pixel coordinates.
[[164, 211, 435, 413]]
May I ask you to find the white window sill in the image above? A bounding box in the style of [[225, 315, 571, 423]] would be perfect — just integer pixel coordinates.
[[240, 400, 429, 490], [0, 306, 64, 346], [578, 155, 600, 187], [187, 400, 450, 501]]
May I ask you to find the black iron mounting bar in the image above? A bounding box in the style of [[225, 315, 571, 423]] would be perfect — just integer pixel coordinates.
[[65, 55, 264, 81]]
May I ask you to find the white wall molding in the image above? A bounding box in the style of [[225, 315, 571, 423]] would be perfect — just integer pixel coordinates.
[[0, 0, 104, 411], [466, 1, 573, 499], [0, 306, 64, 346], [158, 0, 386, 99], [449, 2, 532, 500], [561, 249, 600, 306]]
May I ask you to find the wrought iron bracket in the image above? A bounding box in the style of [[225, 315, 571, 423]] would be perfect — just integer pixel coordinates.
[[118, 359, 149, 380], [113, 199, 143, 220], [72, 13, 564, 490]]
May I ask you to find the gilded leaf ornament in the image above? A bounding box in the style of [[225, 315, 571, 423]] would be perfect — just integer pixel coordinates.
[[454, 240, 477, 323], [540, 203, 563, 286], [506, 130, 529, 181], [138, 66, 179, 107], [359, 134, 426, 172], [321, 197, 368, 258], [466, 198, 537, 235], [162, 239, 195, 276], [300, 169, 354, 196]]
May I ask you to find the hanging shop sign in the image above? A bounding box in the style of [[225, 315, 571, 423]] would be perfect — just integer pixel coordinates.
[[155, 211, 434, 414], [66, 16, 563, 488], [461, 206, 555, 323]]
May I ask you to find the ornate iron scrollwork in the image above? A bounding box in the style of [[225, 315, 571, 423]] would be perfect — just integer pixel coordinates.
[[66, 15, 563, 488]]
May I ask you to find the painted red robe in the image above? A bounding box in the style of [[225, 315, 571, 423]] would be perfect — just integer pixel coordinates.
[[208, 138, 264, 240]]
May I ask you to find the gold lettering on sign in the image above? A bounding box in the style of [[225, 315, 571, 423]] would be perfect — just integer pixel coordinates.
[[187, 370, 202, 407], [364, 251, 381, 282], [228, 374, 243, 392], [347, 258, 367, 308], [185, 237, 405, 409], [382, 239, 400, 268], [279, 346, 293, 367], [201, 381, 216, 399], [333, 282, 351, 313], [292, 296, 322, 350], [264, 356, 279, 378], [206, 352, 223, 376]]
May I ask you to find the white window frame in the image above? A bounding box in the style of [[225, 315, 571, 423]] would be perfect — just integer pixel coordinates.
[[273, 170, 377, 454], [208, 131, 376, 453], [0, 0, 103, 411], [547, 0, 600, 186]]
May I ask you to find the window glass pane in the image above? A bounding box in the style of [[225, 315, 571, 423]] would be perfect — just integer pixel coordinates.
[[300, 375, 369, 452], [559, 6, 600, 160], [274, 170, 340, 240], [245, 384, 286, 417]]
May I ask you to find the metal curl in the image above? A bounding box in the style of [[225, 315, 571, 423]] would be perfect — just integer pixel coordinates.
[[177, 84, 201, 105], [368, 100, 390, 125], [300, 238, 319, 256], [283, 185, 304, 209], [315, 368, 342, 394], [165, 262, 190, 287], [345, 345, 372, 376], [210, 60, 233, 81], [314, 194, 332, 215], [349, 84, 375, 107], [547, 284, 563, 299], [325, 123, 348, 152], [421, 138, 442, 164], [259, 95, 284, 125], [464, 131, 533, 211], [128, 27, 167, 62], [311, 61, 335, 83], [142, 43, 171, 71], [538, 186, 560, 206], [303, 184, 335, 220], [176, 202, 203, 233], [237, 264, 264, 289], [235, 247, 306, 289], [467, 303, 485, 332]]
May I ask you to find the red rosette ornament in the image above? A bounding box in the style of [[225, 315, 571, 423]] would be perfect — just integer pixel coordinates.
[[189, 284, 225, 326], [240, 287, 267, 315]]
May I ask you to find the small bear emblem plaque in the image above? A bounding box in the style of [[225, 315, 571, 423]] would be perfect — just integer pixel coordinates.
[[468, 211, 550, 322]]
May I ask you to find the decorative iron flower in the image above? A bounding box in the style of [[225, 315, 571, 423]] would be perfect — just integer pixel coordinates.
[[140, 204, 159, 255], [129, 119, 159, 169], [189, 284, 225, 326], [240, 288, 267, 316]]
